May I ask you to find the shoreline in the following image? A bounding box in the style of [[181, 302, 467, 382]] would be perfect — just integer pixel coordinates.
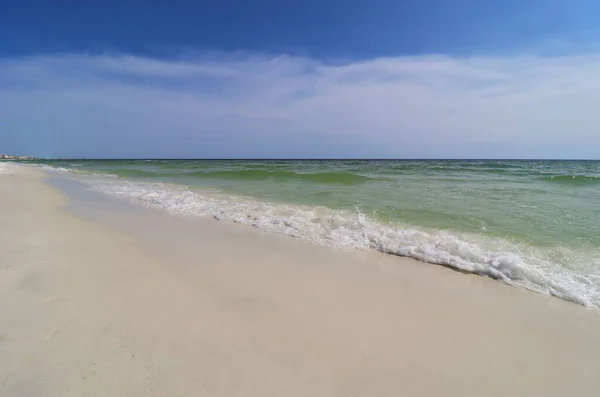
[[45, 160, 600, 307], [2, 163, 600, 396]]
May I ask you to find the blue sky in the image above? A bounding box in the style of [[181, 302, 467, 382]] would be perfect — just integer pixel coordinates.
[[1, 0, 600, 158]]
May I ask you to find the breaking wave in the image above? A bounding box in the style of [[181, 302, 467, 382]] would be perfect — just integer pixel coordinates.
[[82, 177, 599, 307], [540, 175, 600, 184]]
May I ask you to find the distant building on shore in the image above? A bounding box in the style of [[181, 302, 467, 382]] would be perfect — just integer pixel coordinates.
[[0, 154, 37, 160]]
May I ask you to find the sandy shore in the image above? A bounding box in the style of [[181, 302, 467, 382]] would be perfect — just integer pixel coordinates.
[[2, 163, 600, 397]]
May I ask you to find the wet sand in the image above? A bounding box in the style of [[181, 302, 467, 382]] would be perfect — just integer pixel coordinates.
[[2, 162, 600, 397]]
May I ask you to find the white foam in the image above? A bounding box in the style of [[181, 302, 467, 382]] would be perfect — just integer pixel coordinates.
[[0, 162, 17, 173], [84, 178, 600, 307], [40, 165, 72, 172]]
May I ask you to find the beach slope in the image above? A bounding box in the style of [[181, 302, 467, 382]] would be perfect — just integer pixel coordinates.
[[1, 163, 600, 397]]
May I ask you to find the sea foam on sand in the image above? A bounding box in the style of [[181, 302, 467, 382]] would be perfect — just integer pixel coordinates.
[[80, 176, 600, 307], [2, 163, 600, 397]]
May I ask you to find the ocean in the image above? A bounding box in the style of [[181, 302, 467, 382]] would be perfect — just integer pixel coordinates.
[[29, 159, 600, 307]]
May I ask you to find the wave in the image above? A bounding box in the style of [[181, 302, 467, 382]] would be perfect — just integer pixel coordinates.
[[40, 165, 105, 177], [41, 165, 74, 173], [54, 167, 376, 185], [189, 170, 374, 184], [540, 175, 600, 184], [104, 169, 166, 178], [426, 166, 514, 174], [83, 178, 600, 308]]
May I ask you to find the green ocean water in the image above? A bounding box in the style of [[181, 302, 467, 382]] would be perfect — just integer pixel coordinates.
[[29, 159, 600, 306]]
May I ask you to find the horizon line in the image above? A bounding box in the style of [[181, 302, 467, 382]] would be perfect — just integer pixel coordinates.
[[7, 158, 600, 162]]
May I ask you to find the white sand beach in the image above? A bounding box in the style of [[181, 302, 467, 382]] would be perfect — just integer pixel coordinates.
[[2, 162, 600, 397]]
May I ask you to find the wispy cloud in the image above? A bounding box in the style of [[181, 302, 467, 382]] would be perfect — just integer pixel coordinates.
[[1, 52, 599, 158]]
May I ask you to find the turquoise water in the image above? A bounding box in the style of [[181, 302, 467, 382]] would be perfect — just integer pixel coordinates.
[[31, 159, 600, 306]]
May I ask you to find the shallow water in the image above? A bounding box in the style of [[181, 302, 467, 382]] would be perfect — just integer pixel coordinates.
[[27, 159, 600, 306]]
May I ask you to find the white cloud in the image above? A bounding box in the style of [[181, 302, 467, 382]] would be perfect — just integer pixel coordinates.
[[1, 52, 599, 158]]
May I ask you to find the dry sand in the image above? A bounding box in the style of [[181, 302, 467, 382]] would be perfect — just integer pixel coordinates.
[[1, 162, 600, 397]]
